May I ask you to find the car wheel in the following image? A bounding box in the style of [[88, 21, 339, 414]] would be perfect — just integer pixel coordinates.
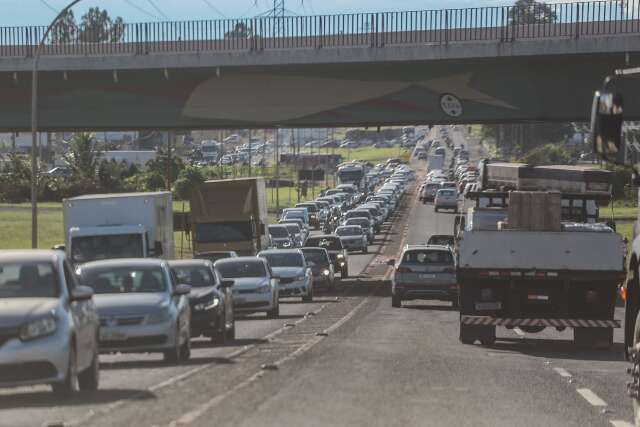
[[391, 295, 402, 308], [342, 267, 349, 279], [52, 345, 79, 396], [225, 321, 236, 342], [434, 207, 439, 212], [633, 311, 640, 426], [363, 245, 368, 254], [302, 287, 313, 303], [164, 327, 187, 364], [267, 302, 280, 319], [211, 323, 226, 345], [179, 336, 191, 362], [78, 347, 100, 391]]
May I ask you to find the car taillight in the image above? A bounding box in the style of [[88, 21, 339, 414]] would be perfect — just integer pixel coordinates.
[[396, 266, 413, 273]]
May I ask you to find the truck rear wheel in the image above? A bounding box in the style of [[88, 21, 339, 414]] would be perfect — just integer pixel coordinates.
[[460, 324, 495, 345], [574, 327, 613, 350]]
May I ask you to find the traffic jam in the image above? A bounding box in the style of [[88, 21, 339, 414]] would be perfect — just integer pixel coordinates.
[[0, 158, 414, 397]]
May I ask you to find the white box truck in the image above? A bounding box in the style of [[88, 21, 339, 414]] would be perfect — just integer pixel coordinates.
[[63, 192, 174, 265]]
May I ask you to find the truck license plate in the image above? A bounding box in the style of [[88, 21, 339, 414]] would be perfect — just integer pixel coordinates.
[[100, 330, 127, 341], [475, 302, 501, 310], [419, 274, 435, 279]]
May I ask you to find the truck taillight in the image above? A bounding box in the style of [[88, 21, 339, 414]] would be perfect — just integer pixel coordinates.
[[396, 266, 413, 273], [620, 286, 628, 301]]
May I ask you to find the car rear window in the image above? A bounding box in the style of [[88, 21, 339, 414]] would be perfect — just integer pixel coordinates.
[[438, 190, 455, 196], [402, 250, 453, 265], [305, 237, 343, 251]]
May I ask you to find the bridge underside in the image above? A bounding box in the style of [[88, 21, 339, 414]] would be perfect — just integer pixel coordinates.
[[0, 52, 638, 131]]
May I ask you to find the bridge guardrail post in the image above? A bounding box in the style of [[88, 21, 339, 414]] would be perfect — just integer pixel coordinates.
[[511, 5, 516, 41], [444, 9, 449, 44], [574, 2, 580, 39], [380, 13, 385, 47]]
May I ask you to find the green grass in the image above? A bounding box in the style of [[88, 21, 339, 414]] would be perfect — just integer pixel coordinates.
[[618, 222, 634, 252], [0, 210, 63, 250]]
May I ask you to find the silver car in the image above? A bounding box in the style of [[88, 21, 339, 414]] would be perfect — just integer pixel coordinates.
[[258, 249, 314, 302], [0, 250, 100, 394], [434, 188, 459, 213], [77, 259, 192, 363], [389, 245, 458, 308], [215, 257, 280, 318], [336, 225, 368, 254]]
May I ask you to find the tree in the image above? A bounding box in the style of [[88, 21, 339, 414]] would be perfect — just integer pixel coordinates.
[[225, 22, 253, 39], [51, 10, 77, 44], [63, 132, 101, 181], [509, 0, 557, 24], [518, 144, 572, 165], [173, 166, 205, 200], [146, 148, 185, 185], [50, 7, 124, 44], [79, 7, 125, 42]]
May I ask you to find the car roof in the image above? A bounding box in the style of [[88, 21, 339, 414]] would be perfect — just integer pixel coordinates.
[[258, 249, 303, 256], [403, 244, 452, 252], [168, 259, 212, 267], [215, 256, 265, 265], [80, 258, 166, 269], [307, 234, 339, 240], [0, 250, 62, 263]]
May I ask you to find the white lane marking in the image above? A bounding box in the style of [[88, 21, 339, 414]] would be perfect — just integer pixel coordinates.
[[553, 367, 572, 378], [513, 327, 525, 337], [67, 302, 331, 426], [576, 388, 607, 407], [170, 292, 373, 426], [610, 420, 635, 427]]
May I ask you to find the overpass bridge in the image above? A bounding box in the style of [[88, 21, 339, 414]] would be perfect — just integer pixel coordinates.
[[0, 0, 639, 131]]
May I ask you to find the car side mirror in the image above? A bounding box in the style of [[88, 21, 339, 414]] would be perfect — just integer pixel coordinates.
[[174, 284, 191, 295], [70, 285, 93, 301], [591, 90, 624, 162], [221, 279, 234, 288], [386, 259, 396, 266]]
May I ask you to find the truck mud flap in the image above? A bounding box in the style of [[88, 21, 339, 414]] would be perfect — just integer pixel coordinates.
[[460, 315, 620, 328]]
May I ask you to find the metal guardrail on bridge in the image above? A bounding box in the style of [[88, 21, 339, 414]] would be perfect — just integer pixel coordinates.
[[0, 0, 638, 57]]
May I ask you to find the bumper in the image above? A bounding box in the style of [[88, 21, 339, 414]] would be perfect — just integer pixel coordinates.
[[279, 279, 311, 297], [0, 332, 70, 388], [393, 283, 458, 301], [435, 201, 457, 209], [342, 240, 365, 251], [312, 274, 333, 288], [233, 293, 275, 313], [99, 319, 178, 353], [190, 307, 224, 336]]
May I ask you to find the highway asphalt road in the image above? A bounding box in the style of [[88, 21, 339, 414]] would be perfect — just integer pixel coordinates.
[[0, 127, 634, 427]]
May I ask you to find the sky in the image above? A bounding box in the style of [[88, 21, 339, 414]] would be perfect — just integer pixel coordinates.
[[0, 0, 583, 26]]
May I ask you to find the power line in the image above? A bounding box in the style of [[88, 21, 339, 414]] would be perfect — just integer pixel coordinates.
[[123, 0, 158, 20], [145, 0, 170, 20], [38, 0, 59, 14], [201, 0, 228, 19]]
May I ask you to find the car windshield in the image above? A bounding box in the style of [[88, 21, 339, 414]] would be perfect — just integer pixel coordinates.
[[306, 237, 343, 251], [71, 234, 143, 264], [284, 224, 301, 234], [301, 250, 329, 266], [0, 261, 59, 298], [260, 252, 304, 268], [171, 265, 217, 288], [217, 261, 266, 279], [195, 252, 234, 262], [346, 219, 369, 228], [79, 265, 167, 294], [269, 226, 289, 238], [336, 227, 361, 236], [297, 204, 318, 212], [428, 236, 454, 246], [402, 250, 453, 265]]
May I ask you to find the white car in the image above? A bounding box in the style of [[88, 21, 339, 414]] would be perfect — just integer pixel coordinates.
[[215, 257, 279, 318], [258, 249, 314, 302]]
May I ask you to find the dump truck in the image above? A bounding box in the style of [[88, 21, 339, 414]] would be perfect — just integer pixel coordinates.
[[190, 178, 268, 256], [63, 192, 174, 265], [457, 164, 624, 348]]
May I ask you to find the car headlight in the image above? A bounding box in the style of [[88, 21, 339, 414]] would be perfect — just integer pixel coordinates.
[[20, 316, 57, 341], [147, 307, 172, 324], [296, 274, 306, 281], [322, 269, 331, 276], [257, 283, 272, 294], [195, 297, 220, 311], [336, 253, 345, 259]]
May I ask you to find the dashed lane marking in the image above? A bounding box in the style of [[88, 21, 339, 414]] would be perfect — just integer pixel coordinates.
[[553, 367, 572, 378], [610, 420, 634, 427], [576, 388, 608, 407]]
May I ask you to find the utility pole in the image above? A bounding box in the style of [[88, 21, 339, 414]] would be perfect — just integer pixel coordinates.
[[248, 129, 252, 177], [275, 128, 280, 213], [166, 131, 173, 191]]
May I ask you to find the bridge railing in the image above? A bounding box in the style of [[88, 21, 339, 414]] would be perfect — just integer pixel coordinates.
[[0, 0, 637, 57]]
